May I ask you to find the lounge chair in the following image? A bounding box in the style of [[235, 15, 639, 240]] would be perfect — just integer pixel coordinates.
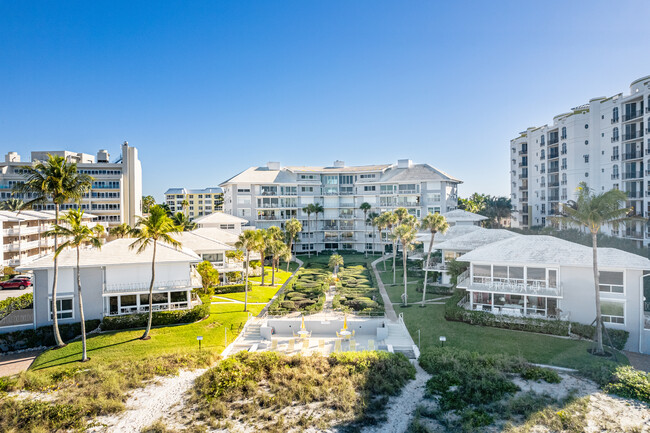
[[349, 339, 356, 351], [270, 339, 278, 351], [368, 339, 375, 351], [288, 339, 295, 352], [334, 339, 342, 352], [302, 339, 309, 350]]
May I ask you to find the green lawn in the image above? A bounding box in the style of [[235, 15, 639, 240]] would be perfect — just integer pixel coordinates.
[[216, 268, 295, 303], [378, 261, 446, 304], [378, 257, 627, 371]]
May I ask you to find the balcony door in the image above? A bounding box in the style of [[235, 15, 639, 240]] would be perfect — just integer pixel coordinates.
[[547, 269, 557, 288]]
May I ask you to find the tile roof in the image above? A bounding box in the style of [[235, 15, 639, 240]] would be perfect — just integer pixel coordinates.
[[458, 235, 650, 270], [379, 164, 461, 183]]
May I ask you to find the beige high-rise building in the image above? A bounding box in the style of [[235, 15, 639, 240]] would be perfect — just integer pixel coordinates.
[[164, 187, 223, 219]]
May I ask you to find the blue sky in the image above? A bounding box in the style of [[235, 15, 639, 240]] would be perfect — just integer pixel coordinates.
[[1, 1, 649, 201]]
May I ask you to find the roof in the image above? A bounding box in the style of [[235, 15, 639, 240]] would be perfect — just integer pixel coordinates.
[[441, 209, 488, 223], [458, 235, 650, 270], [0, 210, 97, 223], [19, 238, 201, 270], [379, 163, 461, 183], [416, 225, 482, 244], [284, 164, 390, 173], [193, 212, 249, 225], [434, 229, 520, 252], [191, 227, 240, 246], [171, 230, 234, 252], [164, 187, 222, 195], [220, 167, 296, 185]]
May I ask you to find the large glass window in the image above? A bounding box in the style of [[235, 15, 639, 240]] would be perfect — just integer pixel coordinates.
[[50, 298, 73, 320], [526, 267, 546, 284], [170, 291, 188, 302], [601, 301, 624, 324], [473, 265, 491, 278], [599, 271, 624, 293]]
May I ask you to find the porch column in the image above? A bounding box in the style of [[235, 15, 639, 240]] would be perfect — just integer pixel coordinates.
[[524, 295, 527, 316], [469, 291, 473, 310], [490, 293, 494, 312]]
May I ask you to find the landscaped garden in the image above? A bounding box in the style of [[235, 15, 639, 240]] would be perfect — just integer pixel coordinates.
[[268, 264, 329, 314], [335, 264, 384, 314]]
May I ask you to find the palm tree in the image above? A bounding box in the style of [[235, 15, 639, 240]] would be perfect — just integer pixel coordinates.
[[14, 154, 93, 347], [394, 223, 418, 306], [266, 225, 283, 242], [0, 198, 26, 211], [284, 218, 302, 271], [44, 209, 104, 361], [313, 203, 324, 255], [382, 212, 398, 284], [392, 208, 409, 284], [109, 223, 133, 239], [368, 211, 379, 255], [142, 195, 156, 214], [268, 239, 288, 285], [554, 183, 631, 354], [302, 204, 315, 257], [420, 213, 449, 307], [171, 212, 196, 231], [376, 213, 389, 270], [328, 253, 344, 276], [225, 249, 245, 284], [359, 202, 372, 257], [252, 229, 269, 286], [235, 229, 259, 312], [129, 205, 181, 340], [181, 199, 190, 217]]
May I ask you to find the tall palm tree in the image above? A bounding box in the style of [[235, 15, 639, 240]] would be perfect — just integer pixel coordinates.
[[253, 229, 269, 286], [392, 208, 409, 284], [129, 205, 181, 340], [420, 213, 449, 307], [172, 212, 196, 231], [376, 213, 389, 270], [225, 249, 245, 284], [368, 211, 379, 255], [554, 183, 631, 354], [142, 195, 156, 214], [109, 223, 133, 239], [359, 202, 372, 257], [284, 218, 302, 271], [181, 199, 190, 217], [44, 209, 104, 361], [266, 225, 283, 242], [301, 204, 315, 257], [0, 198, 26, 211], [14, 154, 93, 347], [268, 239, 288, 286], [235, 229, 259, 312], [328, 253, 344, 276], [313, 203, 324, 255], [382, 212, 398, 284], [394, 223, 418, 306]]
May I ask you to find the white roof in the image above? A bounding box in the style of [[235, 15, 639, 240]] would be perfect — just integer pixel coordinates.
[[434, 229, 520, 252], [191, 227, 240, 246], [193, 212, 248, 225], [0, 210, 97, 222], [458, 235, 650, 270], [171, 230, 234, 253], [441, 209, 488, 223], [19, 238, 201, 270], [416, 225, 483, 245]]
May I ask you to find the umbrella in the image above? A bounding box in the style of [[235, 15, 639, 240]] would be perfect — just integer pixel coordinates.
[[343, 314, 347, 330], [301, 316, 305, 330]]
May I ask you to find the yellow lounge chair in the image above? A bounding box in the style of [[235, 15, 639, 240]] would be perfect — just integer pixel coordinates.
[[318, 339, 325, 350], [334, 339, 342, 352], [288, 339, 295, 352], [302, 339, 309, 350], [270, 339, 278, 351], [368, 339, 375, 351], [349, 339, 356, 351]]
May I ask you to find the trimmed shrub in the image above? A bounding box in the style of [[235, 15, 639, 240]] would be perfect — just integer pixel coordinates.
[[521, 366, 562, 383], [0, 320, 101, 353], [214, 283, 252, 295], [604, 366, 650, 403], [0, 293, 33, 321], [280, 300, 295, 310], [100, 304, 209, 331]]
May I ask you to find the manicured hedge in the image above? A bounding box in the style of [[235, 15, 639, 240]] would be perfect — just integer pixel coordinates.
[[0, 293, 33, 321], [0, 320, 101, 353], [445, 290, 629, 350], [214, 283, 252, 295], [100, 304, 209, 331]]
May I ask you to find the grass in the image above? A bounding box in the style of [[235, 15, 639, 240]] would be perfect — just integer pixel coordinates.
[[215, 267, 295, 303]]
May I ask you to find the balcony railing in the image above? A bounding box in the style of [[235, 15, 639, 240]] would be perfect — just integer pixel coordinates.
[[623, 112, 643, 122], [611, 117, 619, 124], [104, 279, 196, 293], [518, 174, 528, 179], [625, 229, 644, 240], [611, 154, 620, 161], [623, 171, 644, 179], [611, 136, 620, 142], [623, 131, 643, 141], [627, 191, 644, 199], [623, 151, 643, 160], [457, 275, 562, 298], [548, 152, 559, 159], [518, 150, 527, 155], [561, 180, 568, 185], [518, 162, 528, 167], [548, 138, 559, 145], [611, 173, 620, 180], [548, 181, 559, 187], [540, 169, 546, 174], [548, 167, 559, 173]]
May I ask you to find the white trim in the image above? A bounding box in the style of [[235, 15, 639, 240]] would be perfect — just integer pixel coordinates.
[[48, 295, 75, 321]]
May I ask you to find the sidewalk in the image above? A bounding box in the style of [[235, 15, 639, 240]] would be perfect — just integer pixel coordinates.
[[0, 349, 42, 377], [371, 257, 398, 321]]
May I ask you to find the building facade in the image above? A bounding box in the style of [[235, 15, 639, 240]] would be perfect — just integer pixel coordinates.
[[220, 159, 461, 254], [164, 187, 223, 219], [510, 74, 650, 244], [0, 142, 142, 227]]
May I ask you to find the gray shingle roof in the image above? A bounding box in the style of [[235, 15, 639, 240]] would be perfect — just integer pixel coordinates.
[[171, 231, 234, 253], [441, 209, 488, 222], [458, 235, 650, 270], [193, 212, 249, 225], [416, 225, 483, 245], [435, 229, 519, 252], [379, 164, 461, 183]]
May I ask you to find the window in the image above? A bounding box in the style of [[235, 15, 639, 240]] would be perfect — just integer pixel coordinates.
[[561, 127, 567, 139], [561, 143, 567, 154], [601, 301, 624, 324], [540, 136, 545, 145], [220, 224, 235, 230], [237, 195, 251, 205], [363, 185, 376, 192], [301, 186, 313, 192], [599, 271, 624, 293], [584, 155, 589, 163], [613, 127, 619, 141], [50, 297, 73, 320], [612, 107, 619, 122]]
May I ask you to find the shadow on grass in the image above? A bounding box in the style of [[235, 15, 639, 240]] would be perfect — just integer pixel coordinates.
[[31, 336, 141, 370]]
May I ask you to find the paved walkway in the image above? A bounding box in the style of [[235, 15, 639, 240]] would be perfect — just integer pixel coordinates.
[[624, 351, 650, 372], [0, 349, 42, 377], [371, 257, 397, 321]]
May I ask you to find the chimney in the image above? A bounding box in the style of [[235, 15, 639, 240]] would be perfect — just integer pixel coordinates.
[[267, 161, 281, 170], [333, 160, 345, 168], [397, 159, 412, 168], [5, 152, 20, 163]]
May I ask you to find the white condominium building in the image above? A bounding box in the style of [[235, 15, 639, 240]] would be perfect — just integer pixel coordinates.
[[510, 74, 650, 245], [163, 187, 223, 219], [220, 159, 461, 254], [0, 142, 142, 227]]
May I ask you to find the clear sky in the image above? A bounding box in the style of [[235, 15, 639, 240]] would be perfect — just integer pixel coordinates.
[[1, 1, 649, 201]]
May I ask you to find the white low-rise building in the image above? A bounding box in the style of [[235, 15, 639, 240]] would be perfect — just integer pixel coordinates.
[[193, 212, 250, 234], [456, 235, 650, 354]]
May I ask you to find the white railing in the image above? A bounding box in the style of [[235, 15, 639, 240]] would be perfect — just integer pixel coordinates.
[[106, 301, 190, 316], [467, 277, 562, 297], [104, 279, 194, 293]]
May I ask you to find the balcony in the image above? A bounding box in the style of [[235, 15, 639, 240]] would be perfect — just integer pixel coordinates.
[[622, 112, 643, 122], [561, 134, 567, 140], [518, 162, 528, 167], [456, 275, 562, 298], [625, 229, 644, 240], [560, 149, 567, 155], [611, 136, 619, 143], [518, 173, 528, 179], [560, 165, 567, 170], [561, 180, 568, 185], [548, 181, 559, 187], [561, 195, 568, 200], [548, 167, 559, 174], [627, 191, 644, 199], [623, 131, 643, 141], [518, 150, 527, 155], [623, 151, 643, 160], [103, 279, 198, 294], [548, 152, 559, 159], [611, 173, 620, 180], [623, 171, 644, 179], [611, 154, 620, 161], [540, 169, 546, 174], [548, 196, 559, 202], [548, 138, 559, 145]]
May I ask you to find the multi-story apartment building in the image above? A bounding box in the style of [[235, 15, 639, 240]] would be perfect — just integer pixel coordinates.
[[220, 159, 460, 253], [1, 210, 96, 268], [164, 187, 223, 219], [0, 142, 142, 227], [511, 74, 650, 245]]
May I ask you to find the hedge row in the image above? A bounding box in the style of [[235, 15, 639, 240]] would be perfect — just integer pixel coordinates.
[[213, 283, 252, 295], [100, 304, 209, 331], [0, 320, 101, 353], [0, 293, 34, 321], [445, 290, 629, 350]]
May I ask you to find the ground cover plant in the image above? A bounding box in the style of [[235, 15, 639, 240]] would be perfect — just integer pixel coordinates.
[[335, 264, 384, 314], [0, 293, 33, 321], [187, 350, 415, 432], [268, 264, 328, 314]]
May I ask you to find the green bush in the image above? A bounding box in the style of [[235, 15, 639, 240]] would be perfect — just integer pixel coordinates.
[[604, 366, 650, 403], [521, 366, 562, 383], [214, 282, 252, 294], [100, 304, 209, 331], [0, 293, 33, 321], [0, 320, 101, 353]]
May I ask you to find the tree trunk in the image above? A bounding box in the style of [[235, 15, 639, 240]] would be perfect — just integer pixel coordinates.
[[403, 244, 408, 306], [364, 211, 368, 258], [315, 213, 319, 256], [76, 246, 88, 361], [592, 231, 604, 354], [382, 229, 387, 271], [141, 241, 156, 340], [372, 226, 376, 256], [271, 259, 276, 286], [259, 249, 265, 286], [52, 204, 64, 347], [244, 249, 249, 312], [392, 240, 397, 285], [422, 233, 435, 307], [307, 215, 311, 258], [286, 237, 293, 272]]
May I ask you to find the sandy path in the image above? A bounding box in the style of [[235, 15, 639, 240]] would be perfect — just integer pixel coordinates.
[[360, 363, 431, 433], [89, 368, 207, 433]]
